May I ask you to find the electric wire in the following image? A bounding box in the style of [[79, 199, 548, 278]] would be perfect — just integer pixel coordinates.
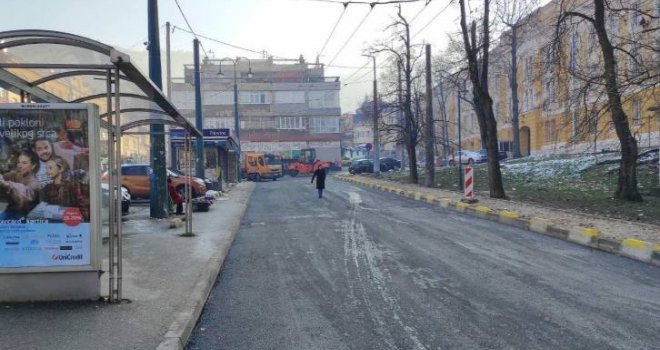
[[171, 25, 282, 58], [307, 0, 425, 4], [326, 6, 374, 68], [412, 1, 451, 39], [343, 0, 451, 85], [318, 3, 349, 58], [173, 0, 209, 58]]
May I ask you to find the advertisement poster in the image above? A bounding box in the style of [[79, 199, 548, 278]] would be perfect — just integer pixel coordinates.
[[0, 104, 92, 268]]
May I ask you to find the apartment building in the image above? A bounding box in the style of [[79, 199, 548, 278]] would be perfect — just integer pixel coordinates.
[[170, 55, 342, 164], [436, 0, 659, 156]]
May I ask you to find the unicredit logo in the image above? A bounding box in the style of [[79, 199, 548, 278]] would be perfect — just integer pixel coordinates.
[[52, 254, 84, 261]]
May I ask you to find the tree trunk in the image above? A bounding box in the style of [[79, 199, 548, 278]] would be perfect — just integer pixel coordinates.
[[593, 0, 642, 201], [459, 0, 506, 198]]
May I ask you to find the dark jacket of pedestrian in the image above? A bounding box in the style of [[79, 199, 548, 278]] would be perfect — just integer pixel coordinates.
[[311, 167, 326, 189]]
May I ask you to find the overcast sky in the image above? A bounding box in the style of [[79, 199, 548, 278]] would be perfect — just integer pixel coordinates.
[[1, 0, 466, 112]]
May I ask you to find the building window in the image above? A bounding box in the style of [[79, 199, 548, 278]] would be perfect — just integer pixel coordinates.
[[171, 91, 195, 110], [240, 91, 270, 104], [274, 91, 305, 104], [309, 116, 340, 133], [569, 30, 578, 73], [632, 99, 641, 125], [278, 116, 304, 130], [204, 91, 233, 105], [589, 112, 598, 134], [309, 91, 339, 109]]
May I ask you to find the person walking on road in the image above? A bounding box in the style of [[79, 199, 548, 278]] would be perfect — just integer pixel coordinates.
[[311, 160, 327, 199]]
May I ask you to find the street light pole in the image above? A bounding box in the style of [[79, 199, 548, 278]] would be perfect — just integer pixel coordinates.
[[218, 57, 253, 183], [364, 54, 380, 174], [457, 88, 463, 190]]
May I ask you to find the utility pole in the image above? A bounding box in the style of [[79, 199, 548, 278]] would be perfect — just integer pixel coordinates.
[[193, 39, 204, 179], [424, 44, 434, 187], [148, 0, 167, 218], [165, 21, 172, 168], [370, 56, 380, 174]]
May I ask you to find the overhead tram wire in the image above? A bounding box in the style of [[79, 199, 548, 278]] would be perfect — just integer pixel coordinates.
[[412, 1, 451, 38], [174, 0, 209, 58], [171, 25, 287, 59], [341, 60, 371, 83], [358, 0, 451, 76], [334, 0, 433, 86], [307, 0, 425, 4], [318, 3, 349, 59], [326, 5, 375, 68]]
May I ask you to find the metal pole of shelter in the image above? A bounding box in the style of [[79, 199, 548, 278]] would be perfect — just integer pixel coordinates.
[[193, 39, 204, 180], [187, 134, 193, 234], [114, 68, 123, 301], [106, 69, 116, 303]]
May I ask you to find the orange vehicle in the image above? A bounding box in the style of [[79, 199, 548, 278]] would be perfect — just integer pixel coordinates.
[[286, 148, 331, 177], [101, 164, 208, 199], [241, 152, 281, 181]]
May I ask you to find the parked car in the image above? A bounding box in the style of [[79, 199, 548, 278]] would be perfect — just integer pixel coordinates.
[[448, 150, 484, 165], [101, 164, 207, 199], [479, 149, 509, 162], [101, 183, 131, 214], [169, 167, 213, 189], [379, 157, 401, 172], [349, 159, 374, 174]]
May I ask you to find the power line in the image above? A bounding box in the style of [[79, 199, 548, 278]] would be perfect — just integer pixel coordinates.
[[307, 0, 426, 4], [171, 25, 283, 58], [173, 0, 209, 58], [345, 0, 451, 84], [341, 60, 371, 82], [412, 1, 451, 39], [326, 7, 374, 67], [318, 3, 349, 58]]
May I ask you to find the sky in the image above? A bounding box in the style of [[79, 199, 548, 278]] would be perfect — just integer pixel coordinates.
[[0, 0, 464, 112]]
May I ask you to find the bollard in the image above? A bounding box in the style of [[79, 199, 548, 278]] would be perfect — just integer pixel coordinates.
[[464, 166, 474, 200]]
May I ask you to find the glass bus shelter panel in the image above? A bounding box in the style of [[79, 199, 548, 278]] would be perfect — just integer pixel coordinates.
[[0, 42, 112, 66]]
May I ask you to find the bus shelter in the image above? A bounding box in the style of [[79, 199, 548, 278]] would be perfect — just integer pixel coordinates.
[[0, 30, 201, 303]]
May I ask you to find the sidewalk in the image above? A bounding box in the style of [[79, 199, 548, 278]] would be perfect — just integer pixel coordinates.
[[0, 181, 255, 350]]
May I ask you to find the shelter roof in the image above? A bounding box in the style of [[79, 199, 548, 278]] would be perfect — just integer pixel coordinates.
[[0, 30, 200, 136]]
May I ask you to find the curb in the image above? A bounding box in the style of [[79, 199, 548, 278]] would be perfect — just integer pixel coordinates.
[[337, 175, 658, 266], [156, 183, 255, 350]]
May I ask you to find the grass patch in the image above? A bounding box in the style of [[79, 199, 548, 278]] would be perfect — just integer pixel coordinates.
[[379, 155, 660, 226]]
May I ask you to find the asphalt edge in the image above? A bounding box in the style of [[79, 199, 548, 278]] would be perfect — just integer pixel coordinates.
[[156, 182, 256, 350], [338, 175, 660, 267]]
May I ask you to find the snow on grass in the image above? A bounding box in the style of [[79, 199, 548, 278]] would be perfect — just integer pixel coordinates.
[[501, 153, 620, 180]]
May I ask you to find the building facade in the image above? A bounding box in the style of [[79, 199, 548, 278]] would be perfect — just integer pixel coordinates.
[[436, 0, 659, 156], [171, 55, 342, 165]]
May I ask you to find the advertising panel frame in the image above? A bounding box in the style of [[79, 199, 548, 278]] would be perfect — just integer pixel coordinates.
[[0, 103, 101, 274]]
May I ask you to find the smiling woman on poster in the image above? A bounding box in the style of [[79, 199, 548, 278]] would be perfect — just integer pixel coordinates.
[[0, 149, 41, 220], [27, 155, 89, 222]]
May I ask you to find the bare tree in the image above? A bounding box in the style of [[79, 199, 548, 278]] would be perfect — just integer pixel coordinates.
[[458, 0, 507, 198], [495, 0, 539, 159], [369, 5, 425, 184], [554, 0, 659, 201]]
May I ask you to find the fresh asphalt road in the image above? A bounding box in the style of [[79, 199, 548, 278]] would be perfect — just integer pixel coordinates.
[[187, 175, 660, 350]]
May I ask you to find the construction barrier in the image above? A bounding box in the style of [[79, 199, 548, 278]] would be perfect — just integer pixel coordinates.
[[464, 166, 474, 200]]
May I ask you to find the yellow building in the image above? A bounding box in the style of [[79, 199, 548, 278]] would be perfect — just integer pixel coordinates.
[[438, 0, 659, 156]]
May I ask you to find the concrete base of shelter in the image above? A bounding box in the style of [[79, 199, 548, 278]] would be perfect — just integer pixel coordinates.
[[0, 270, 100, 302]]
